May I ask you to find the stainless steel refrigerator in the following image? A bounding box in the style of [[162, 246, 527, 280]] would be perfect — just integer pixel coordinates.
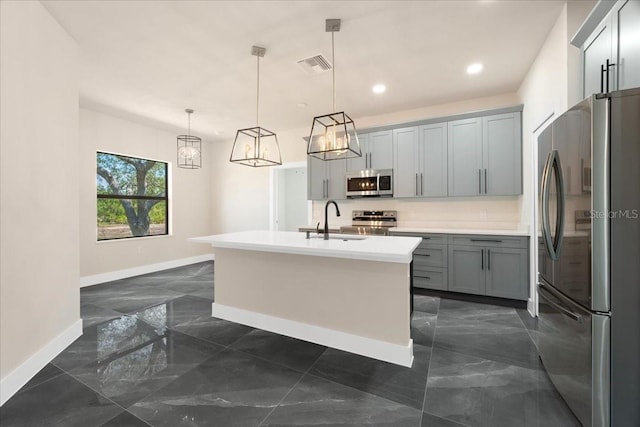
[[537, 87, 640, 427]]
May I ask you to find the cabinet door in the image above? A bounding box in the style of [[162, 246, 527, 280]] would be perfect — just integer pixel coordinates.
[[420, 123, 448, 197], [448, 245, 485, 295], [447, 118, 483, 196], [346, 133, 368, 172], [393, 126, 420, 198], [307, 156, 326, 200], [482, 113, 522, 196], [485, 247, 528, 300], [326, 158, 346, 200], [616, 0, 640, 90], [583, 20, 613, 97], [368, 130, 393, 170]]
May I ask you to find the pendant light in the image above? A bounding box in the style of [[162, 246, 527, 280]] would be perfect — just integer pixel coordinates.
[[307, 19, 361, 161], [177, 109, 202, 169], [230, 46, 282, 167]]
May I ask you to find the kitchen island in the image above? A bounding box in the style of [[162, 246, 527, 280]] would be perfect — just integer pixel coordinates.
[[191, 230, 421, 367]]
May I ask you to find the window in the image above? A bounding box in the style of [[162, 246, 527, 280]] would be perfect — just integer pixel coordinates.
[[96, 152, 168, 241]]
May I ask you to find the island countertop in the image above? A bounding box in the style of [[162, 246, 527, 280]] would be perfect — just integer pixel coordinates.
[[191, 230, 421, 264]]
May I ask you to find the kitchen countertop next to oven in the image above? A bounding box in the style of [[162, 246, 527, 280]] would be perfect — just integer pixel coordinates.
[[389, 226, 530, 236]]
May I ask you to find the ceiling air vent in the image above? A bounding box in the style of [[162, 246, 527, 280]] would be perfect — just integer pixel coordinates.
[[296, 54, 332, 75]]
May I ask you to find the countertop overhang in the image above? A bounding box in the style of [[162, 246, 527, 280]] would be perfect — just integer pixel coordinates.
[[191, 230, 421, 264]]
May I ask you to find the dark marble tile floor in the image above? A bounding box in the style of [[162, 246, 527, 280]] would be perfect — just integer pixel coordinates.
[[0, 261, 579, 427]]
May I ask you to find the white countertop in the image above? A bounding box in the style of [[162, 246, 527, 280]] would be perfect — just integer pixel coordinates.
[[390, 227, 530, 236], [190, 230, 421, 264]]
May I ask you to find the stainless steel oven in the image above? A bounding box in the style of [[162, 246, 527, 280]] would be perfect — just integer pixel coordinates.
[[345, 169, 393, 198], [339, 210, 397, 235]]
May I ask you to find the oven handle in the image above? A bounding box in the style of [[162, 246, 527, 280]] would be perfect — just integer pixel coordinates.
[[538, 284, 583, 323]]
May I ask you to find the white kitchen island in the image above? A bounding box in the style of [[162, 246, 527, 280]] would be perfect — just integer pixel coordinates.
[[191, 230, 421, 367]]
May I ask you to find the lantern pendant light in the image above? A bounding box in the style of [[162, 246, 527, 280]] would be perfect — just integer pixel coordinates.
[[230, 46, 282, 167], [307, 19, 361, 161], [177, 109, 202, 169]]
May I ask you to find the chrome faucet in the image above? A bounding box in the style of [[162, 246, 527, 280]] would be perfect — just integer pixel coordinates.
[[323, 200, 341, 240]]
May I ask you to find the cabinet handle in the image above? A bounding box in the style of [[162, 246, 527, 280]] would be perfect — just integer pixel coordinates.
[[600, 63, 606, 93], [484, 169, 487, 194], [424, 277, 431, 280], [478, 169, 482, 194], [415, 173, 419, 196], [424, 254, 431, 257], [470, 239, 503, 243], [481, 248, 484, 270], [420, 172, 424, 196], [605, 58, 616, 93], [488, 249, 491, 270]]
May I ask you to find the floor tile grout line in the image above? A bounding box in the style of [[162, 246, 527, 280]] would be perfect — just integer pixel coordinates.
[[419, 298, 440, 426], [256, 347, 329, 427]]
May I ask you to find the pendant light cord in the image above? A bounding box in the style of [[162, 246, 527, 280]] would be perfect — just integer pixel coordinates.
[[332, 31, 336, 113], [256, 54, 260, 127], [187, 112, 191, 137]]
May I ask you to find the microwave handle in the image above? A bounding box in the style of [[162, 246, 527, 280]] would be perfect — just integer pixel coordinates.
[[376, 173, 380, 195]]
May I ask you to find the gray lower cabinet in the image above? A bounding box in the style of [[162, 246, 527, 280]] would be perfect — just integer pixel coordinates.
[[448, 235, 529, 300], [484, 247, 528, 300], [391, 232, 447, 290], [448, 245, 485, 294]]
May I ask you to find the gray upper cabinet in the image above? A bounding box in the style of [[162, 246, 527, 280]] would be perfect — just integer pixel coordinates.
[[579, 0, 640, 97], [583, 22, 613, 97], [482, 113, 522, 196], [447, 117, 483, 196], [347, 130, 392, 171], [346, 133, 368, 171], [421, 123, 448, 197], [308, 156, 326, 200], [393, 123, 447, 198], [448, 113, 522, 197], [393, 126, 420, 198], [307, 156, 346, 200], [616, 0, 640, 90]]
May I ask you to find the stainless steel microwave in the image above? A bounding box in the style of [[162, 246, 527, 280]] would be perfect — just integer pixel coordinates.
[[345, 169, 393, 198]]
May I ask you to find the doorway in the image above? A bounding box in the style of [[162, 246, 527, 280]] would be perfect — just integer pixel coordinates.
[[270, 161, 312, 231]]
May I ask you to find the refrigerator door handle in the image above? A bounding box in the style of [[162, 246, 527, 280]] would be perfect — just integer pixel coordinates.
[[540, 152, 554, 257], [541, 150, 565, 261], [538, 284, 583, 323]]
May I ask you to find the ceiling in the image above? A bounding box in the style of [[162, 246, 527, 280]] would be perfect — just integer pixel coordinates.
[[43, 0, 566, 142]]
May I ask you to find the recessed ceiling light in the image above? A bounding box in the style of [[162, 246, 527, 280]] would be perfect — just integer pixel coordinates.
[[297, 102, 308, 108], [372, 84, 386, 94], [466, 63, 483, 75]]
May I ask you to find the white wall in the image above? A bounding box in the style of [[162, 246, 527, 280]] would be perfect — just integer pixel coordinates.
[[0, 0, 80, 402], [517, 1, 595, 313], [79, 109, 213, 278], [211, 92, 522, 232]]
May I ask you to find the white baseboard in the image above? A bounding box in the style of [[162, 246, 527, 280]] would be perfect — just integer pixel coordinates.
[[211, 303, 414, 368], [1, 319, 82, 406], [79, 254, 214, 288]]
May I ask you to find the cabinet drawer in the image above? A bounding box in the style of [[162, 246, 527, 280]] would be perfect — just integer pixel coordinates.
[[413, 268, 447, 291], [390, 232, 447, 245], [413, 247, 446, 268], [449, 234, 527, 249]]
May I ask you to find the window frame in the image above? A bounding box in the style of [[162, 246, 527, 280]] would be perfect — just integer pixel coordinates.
[[96, 151, 169, 242]]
